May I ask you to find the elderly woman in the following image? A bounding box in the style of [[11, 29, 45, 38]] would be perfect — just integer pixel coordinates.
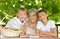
[[21, 9, 37, 35]]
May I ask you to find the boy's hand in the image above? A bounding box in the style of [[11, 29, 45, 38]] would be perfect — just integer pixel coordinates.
[[40, 31, 49, 35], [39, 34, 47, 37]]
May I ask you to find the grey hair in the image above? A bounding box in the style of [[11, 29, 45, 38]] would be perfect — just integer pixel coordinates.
[[28, 8, 38, 15]]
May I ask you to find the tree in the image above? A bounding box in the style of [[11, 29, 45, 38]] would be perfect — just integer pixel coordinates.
[[42, 0, 60, 22], [0, 0, 60, 24]]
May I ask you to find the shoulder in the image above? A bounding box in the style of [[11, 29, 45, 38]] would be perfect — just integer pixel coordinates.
[[37, 21, 41, 23], [7, 17, 18, 24], [49, 20, 55, 24], [37, 21, 42, 25], [12, 17, 18, 20], [37, 21, 42, 27], [36, 21, 41, 29], [48, 20, 56, 28], [10, 17, 17, 21]]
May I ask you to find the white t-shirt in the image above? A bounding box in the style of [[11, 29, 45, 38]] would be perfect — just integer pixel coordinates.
[[36, 20, 56, 32], [5, 17, 28, 30]]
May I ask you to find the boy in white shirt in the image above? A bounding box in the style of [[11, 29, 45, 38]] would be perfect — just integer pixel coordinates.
[[5, 7, 28, 30], [36, 10, 57, 37]]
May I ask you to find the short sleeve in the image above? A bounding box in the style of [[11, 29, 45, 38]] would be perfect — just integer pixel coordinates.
[[5, 18, 18, 29], [50, 21, 56, 29], [5, 19, 12, 28], [36, 21, 41, 29]]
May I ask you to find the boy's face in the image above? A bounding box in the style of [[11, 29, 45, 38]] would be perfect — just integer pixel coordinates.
[[38, 12, 48, 22], [18, 10, 27, 22]]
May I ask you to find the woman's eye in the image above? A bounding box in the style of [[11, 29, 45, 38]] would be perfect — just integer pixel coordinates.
[[39, 16, 41, 17], [24, 14, 26, 15], [42, 14, 44, 16]]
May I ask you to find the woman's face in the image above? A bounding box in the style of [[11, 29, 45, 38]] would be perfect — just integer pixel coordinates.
[[29, 12, 37, 23], [38, 12, 48, 22]]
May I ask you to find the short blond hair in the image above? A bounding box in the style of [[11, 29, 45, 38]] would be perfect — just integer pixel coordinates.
[[18, 7, 27, 13]]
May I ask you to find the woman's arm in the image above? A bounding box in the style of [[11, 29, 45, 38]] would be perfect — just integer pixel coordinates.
[[36, 29, 40, 35], [20, 22, 28, 35]]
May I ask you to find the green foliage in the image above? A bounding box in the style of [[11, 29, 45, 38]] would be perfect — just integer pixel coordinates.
[[42, 0, 60, 22], [0, 0, 60, 24]]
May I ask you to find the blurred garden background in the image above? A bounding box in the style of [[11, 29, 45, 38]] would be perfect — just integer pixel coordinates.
[[0, 0, 60, 25]]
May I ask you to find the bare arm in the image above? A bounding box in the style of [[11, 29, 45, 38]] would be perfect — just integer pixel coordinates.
[[36, 27, 57, 37], [20, 22, 28, 35], [36, 29, 40, 35], [36, 29, 47, 37], [44, 28, 57, 37]]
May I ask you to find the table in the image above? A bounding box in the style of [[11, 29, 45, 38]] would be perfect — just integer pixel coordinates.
[[0, 35, 59, 39], [0, 32, 59, 39], [0, 37, 59, 39]]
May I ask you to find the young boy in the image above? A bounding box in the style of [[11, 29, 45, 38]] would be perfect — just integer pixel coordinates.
[[36, 10, 57, 37], [5, 7, 28, 30]]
